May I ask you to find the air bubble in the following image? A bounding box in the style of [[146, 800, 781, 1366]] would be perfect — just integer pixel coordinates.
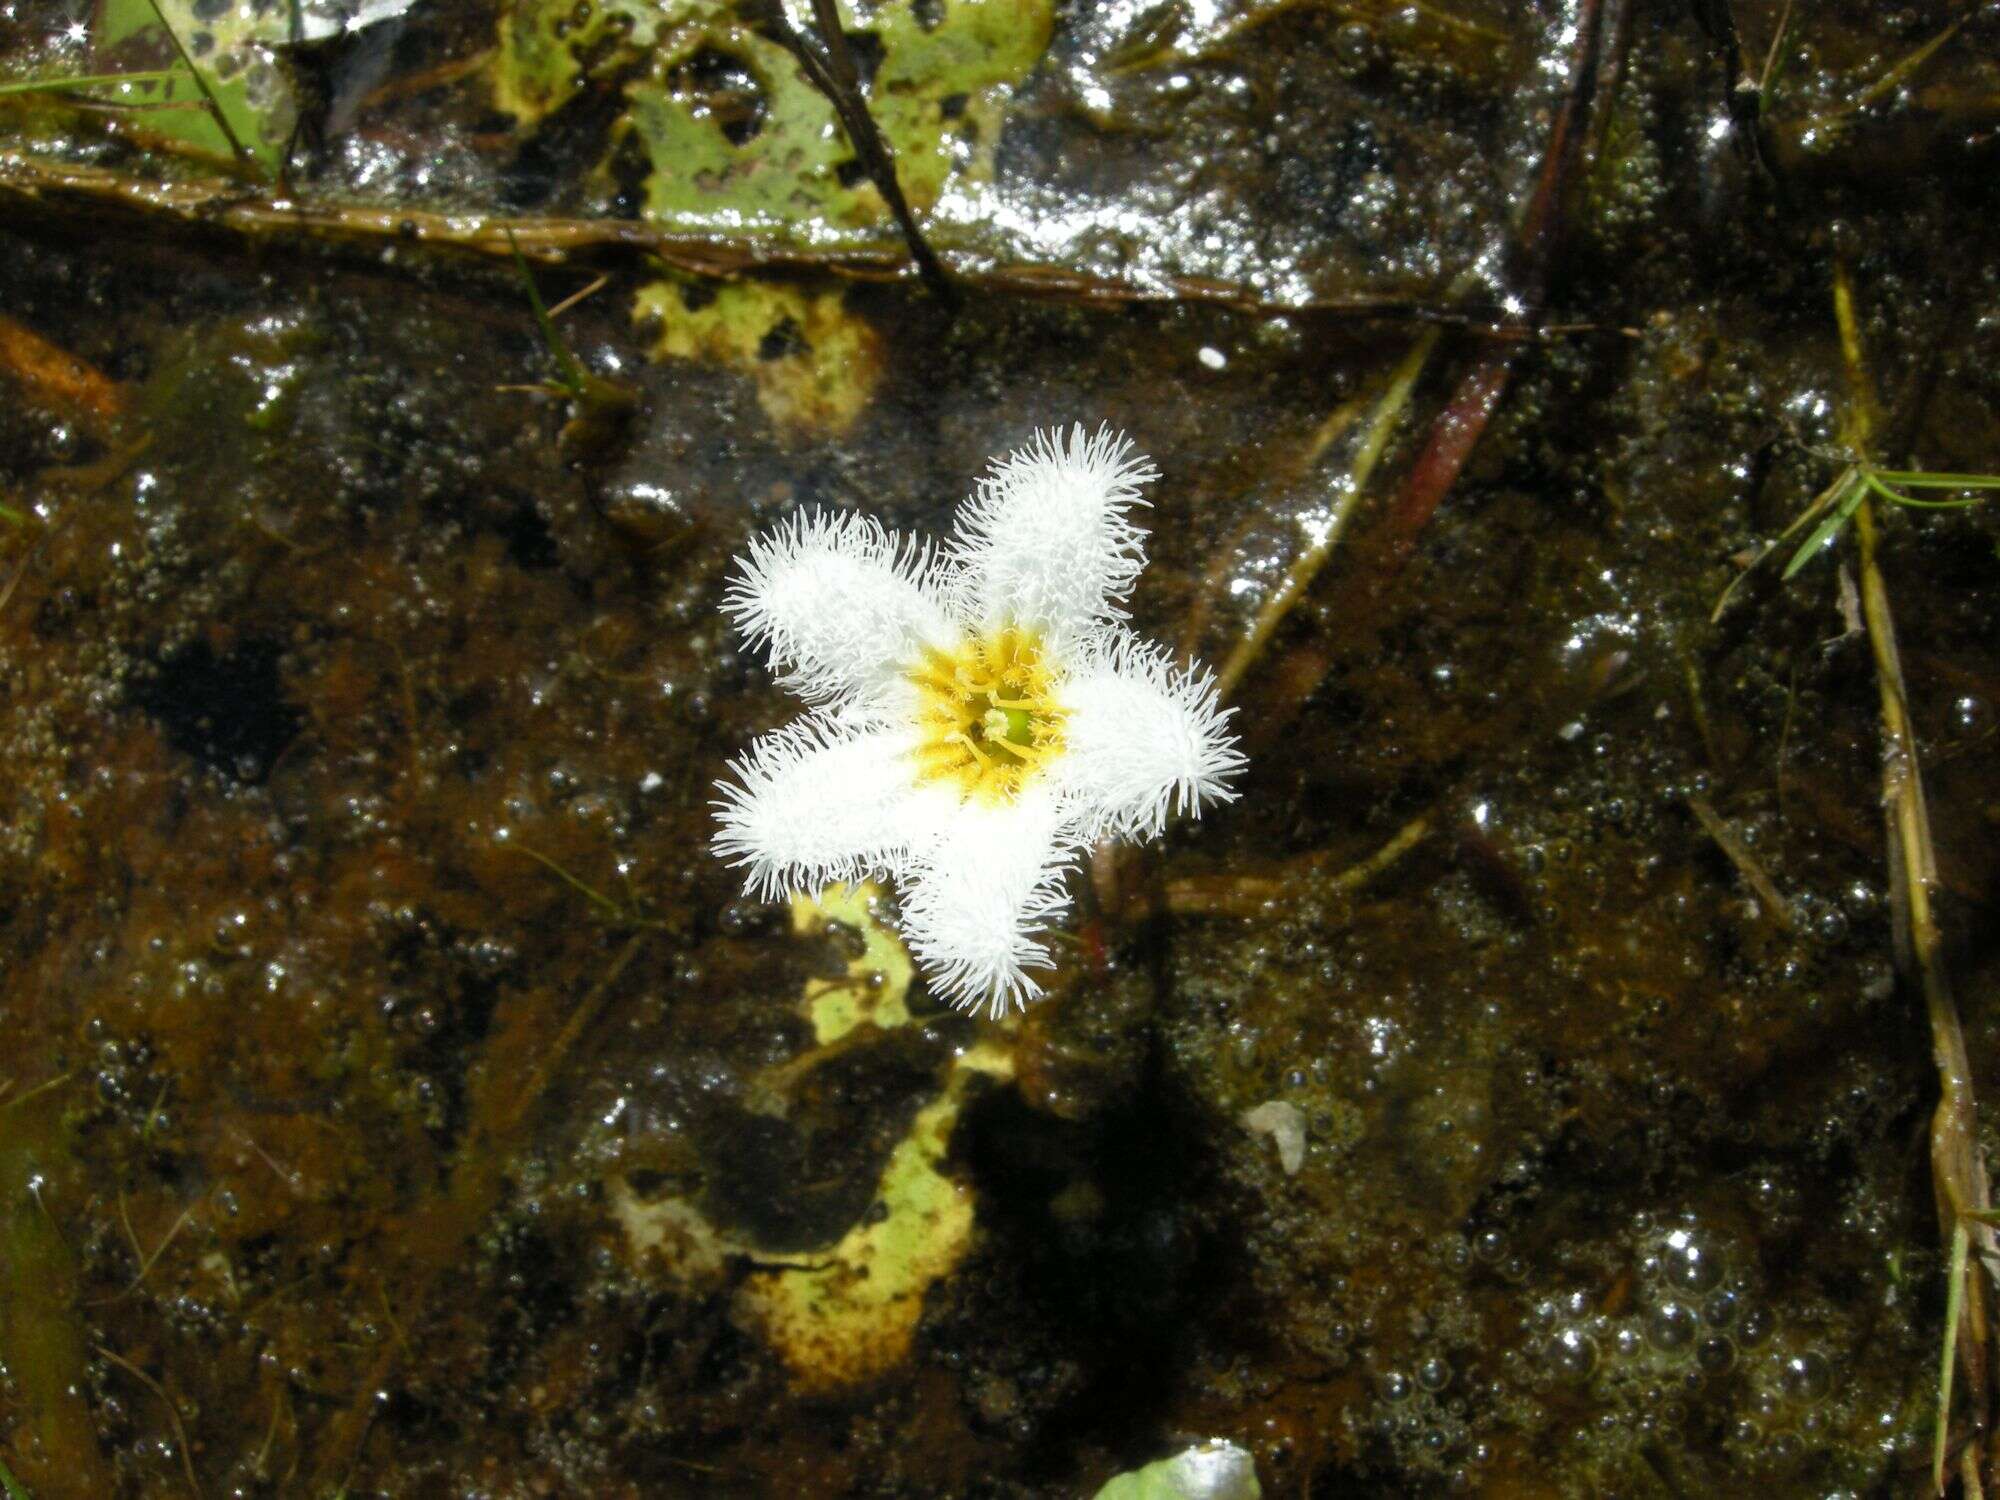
[[1662, 1231, 1722, 1293], [1696, 1336, 1735, 1374], [1379, 1371, 1412, 1403], [1703, 1288, 1740, 1327], [1738, 1306, 1774, 1346], [1333, 20, 1375, 67], [1781, 1350, 1831, 1403], [1647, 1301, 1698, 1351], [1547, 1327, 1597, 1380], [1417, 1357, 1452, 1393]]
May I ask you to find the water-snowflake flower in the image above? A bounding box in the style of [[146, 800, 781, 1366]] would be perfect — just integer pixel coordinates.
[[712, 426, 1246, 1014]]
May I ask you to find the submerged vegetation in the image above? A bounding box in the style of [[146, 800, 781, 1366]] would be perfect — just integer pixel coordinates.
[[1, 0, 1998, 1495]]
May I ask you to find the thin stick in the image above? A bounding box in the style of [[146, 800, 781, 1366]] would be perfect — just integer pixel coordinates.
[[115, 1197, 201, 1298], [1163, 813, 1430, 916], [544, 272, 610, 321], [794, 0, 954, 301], [0, 1071, 69, 1112], [1686, 793, 1793, 929], [97, 1345, 202, 1497], [139, 0, 258, 176], [1214, 329, 1438, 697]]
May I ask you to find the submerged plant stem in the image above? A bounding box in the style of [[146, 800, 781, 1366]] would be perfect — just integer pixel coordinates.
[[1214, 328, 1437, 698], [1835, 258, 1997, 1491], [1686, 793, 1792, 929], [1162, 812, 1430, 916]]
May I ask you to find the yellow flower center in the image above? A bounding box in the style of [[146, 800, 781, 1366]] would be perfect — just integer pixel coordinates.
[[907, 627, 1066, 802]]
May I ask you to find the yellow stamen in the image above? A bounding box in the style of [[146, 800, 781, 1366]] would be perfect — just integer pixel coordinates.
[[905, 626, 1066, 803]]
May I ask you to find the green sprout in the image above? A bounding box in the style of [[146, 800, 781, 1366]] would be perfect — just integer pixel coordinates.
[[1716, 458, 2000, 620], [501, 230, 638, 458], [0, 1455, 29, 1500], [1780, 463, 2000, 580]]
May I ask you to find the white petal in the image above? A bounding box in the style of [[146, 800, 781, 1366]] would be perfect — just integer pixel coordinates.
[[722, 510, 957, 705], [1056, 632, 1246, 840], [949, 426, 1157, 654], [896, 787, 1078, 1016], [712, 717, 935, 901]]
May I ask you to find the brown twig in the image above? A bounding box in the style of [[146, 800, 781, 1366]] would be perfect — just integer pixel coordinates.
[[1685, 793, 1793, 929], [741, 0, 954, 302], [0, 312, 126, 432]]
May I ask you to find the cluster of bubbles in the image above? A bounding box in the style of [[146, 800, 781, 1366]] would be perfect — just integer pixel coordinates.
[[1343, 1214, 1858, 1485], [1519, 1215, 1840, 1471], [1358, 1351, 1492, 1492]]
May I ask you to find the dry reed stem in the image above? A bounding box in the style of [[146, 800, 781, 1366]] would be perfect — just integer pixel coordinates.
[[1834, 259, 1995, 1493]]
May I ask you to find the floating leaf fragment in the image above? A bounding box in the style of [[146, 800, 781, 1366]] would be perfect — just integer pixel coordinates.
[[632, 272, 881, 435]]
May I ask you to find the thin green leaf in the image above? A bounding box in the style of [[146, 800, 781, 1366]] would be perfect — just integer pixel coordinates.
[[505, 229, 586, 398], [1935, 1218, 1969, 1495], [1872, 470, 2000, 490], [0, 70, 176, 96], [1861, 473, 1982, 510], [513, 844, 623, 918], [1773, 466, 1858, 543], [0, 1455, 29, 1500], [1782, 501, 1857, 579]]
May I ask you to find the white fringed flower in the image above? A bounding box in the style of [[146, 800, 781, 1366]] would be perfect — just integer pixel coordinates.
[[713, 426, 1246, 1015]]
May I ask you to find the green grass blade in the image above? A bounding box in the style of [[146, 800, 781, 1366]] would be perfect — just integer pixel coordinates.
[[1935, 1218, 1970, 1495], [1871, 470, 2000, 489], [1861, 473, 1983, 510], [0, 1455, 30, 1500], [1783, 500, 1856, 578], [504, 229, 585, 397], [0, 70, 176, 96], [1773, 466, 1854, 543]]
